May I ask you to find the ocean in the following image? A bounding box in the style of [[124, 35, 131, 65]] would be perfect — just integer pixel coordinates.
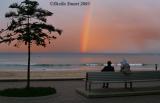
[[0, 52, 159, 71]]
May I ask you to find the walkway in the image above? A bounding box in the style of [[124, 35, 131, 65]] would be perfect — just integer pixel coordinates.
[[0, 80, 160, 103]]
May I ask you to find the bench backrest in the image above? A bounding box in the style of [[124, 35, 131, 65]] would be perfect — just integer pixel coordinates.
[[86, 71, 160, 81]]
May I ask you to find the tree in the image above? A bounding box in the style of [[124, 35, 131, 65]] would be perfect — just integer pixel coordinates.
[[0, 0, 62, 89]]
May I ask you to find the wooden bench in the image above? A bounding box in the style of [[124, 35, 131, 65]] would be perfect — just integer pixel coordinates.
[[85, 71, 160, 91]]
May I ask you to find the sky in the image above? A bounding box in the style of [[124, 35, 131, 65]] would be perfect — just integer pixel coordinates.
[[1, 0, 160, 53]]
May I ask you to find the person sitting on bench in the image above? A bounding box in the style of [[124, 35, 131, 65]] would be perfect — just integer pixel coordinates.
[[120, 59, 131, 74], [101, 60, 115, 88]]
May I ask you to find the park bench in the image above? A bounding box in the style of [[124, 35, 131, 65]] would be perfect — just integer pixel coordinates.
[[85, 71, 160, 91]]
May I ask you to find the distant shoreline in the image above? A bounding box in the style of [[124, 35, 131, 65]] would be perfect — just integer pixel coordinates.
[[0, 52, 160, 55]]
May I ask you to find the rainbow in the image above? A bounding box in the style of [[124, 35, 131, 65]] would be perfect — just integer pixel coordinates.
[[80, 6, 92, 53]]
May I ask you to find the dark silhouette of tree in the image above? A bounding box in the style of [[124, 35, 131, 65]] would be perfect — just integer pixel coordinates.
[[0, 0, 62, 89]]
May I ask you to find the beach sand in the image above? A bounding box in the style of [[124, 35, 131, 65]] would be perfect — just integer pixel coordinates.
[[0, 67, 156, 80], [0, 70, 99, 79]]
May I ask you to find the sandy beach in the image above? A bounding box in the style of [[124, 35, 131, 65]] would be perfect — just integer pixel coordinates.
[[0, 70, 98, 80], [0, 68, 156, 80]]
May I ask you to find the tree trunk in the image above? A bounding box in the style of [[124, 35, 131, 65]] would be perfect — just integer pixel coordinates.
[[26, 14, 30, 89], [27, 42, 31, 89]]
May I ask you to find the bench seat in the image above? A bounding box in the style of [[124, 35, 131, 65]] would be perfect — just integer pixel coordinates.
[[85, 71, 160, 91]]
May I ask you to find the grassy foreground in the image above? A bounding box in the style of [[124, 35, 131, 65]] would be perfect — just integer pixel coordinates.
[[0, 87, 56, 97]]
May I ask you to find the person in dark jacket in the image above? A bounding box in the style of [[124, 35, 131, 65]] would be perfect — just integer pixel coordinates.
[[102, 61, 115, 72], [101, 61, 115, 88]]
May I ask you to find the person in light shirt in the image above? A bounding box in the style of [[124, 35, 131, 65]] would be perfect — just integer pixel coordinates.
[[120, 59, 131, 73]]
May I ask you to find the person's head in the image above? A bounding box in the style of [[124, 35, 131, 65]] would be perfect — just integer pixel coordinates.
[[107, 61, 112, 66]]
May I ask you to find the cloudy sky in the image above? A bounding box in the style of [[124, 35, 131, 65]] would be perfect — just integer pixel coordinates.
[[0, 0, 160, 53]]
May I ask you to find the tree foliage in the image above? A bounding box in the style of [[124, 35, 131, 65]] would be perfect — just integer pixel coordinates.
[[0, 0, 62, 47]]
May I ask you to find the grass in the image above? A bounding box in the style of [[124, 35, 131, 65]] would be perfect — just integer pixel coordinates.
[[0, 87, 56, 97]]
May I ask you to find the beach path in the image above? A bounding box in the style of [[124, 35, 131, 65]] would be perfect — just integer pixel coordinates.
[[0, 80, 160, 103]]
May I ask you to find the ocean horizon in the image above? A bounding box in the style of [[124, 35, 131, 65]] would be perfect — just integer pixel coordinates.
[[0, 52, 159, 71]]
